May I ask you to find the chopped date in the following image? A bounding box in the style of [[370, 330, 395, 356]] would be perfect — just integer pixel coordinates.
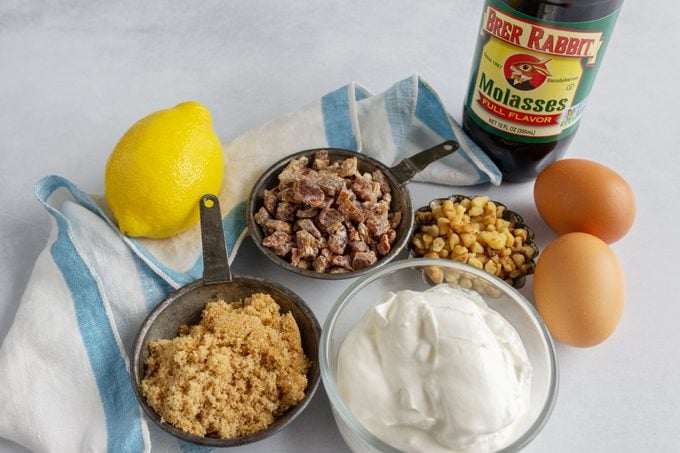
[[313, 150, 330, 170], [372, 170, 391, 194], [316, 173, 346, 196], [275, 202, 296, 221], [264, 219, 292, 234], [256, 152, 403, 274], [263, 189, 278, 214], [329, 267, 349, 274], [296, 206, 319, 218], [294, 177, 325, 207], [254, 207, 271, 225], [296, 230, 319, 258], [349, 240, 370, 253], [331, 254, 353, 270], [339, 157, 358, 177], [312, 255, 329, 273], [352, 176, 381, 202], [262, 231, 294, 257], [318, 208, 344, 232], [295, 218, 322, 239], [328, 223, 348, 255], [278, 156, 308, 184], [352, 251, 377, 269], [366, 215, 390, 237], [377, 233, 391, 256], [389, 211, 402, 230]]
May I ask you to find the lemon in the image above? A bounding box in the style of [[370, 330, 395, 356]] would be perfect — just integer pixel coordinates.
[[105, 101, 224, 238]]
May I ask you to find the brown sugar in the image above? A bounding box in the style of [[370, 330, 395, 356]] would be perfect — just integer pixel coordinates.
[[140, 293, 310, 439]]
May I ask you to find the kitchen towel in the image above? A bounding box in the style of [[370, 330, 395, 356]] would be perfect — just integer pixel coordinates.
[[0, 75, 500, 453]]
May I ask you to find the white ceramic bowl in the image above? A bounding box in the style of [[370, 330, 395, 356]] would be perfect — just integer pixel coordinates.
[[320, 259, 558, 452]]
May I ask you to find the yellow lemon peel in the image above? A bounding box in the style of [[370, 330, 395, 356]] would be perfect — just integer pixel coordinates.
[[105, 101, 224, 238]]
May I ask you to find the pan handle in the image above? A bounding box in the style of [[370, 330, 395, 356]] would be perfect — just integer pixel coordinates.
[[199, 194, 232, 285], [389, 140, 459, 187]]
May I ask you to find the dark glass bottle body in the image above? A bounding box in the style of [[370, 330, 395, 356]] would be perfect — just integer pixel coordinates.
[[463, 0, 623, 182]]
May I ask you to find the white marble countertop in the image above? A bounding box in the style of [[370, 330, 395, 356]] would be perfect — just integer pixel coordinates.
[[1, 1, 678, 452]]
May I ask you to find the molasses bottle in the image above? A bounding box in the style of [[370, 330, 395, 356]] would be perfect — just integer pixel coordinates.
[[463, 0, 623, 181]]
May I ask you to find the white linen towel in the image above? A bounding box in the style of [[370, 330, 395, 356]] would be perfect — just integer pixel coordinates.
[[0, 75, 500, 453]]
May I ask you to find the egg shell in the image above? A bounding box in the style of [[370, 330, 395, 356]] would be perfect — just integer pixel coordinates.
[[534, 159, 636, 244], [534, 232, 625, 347]]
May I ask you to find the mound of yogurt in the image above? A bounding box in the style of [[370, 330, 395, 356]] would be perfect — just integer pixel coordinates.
[[337, 284, 532, 452]]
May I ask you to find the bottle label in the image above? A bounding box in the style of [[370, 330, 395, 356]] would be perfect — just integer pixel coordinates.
[[465, 0, 620, 143]]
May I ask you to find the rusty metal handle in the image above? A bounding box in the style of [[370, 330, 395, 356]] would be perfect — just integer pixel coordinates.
[[199, 194, 232, 285], [389, 140, 459, 186]]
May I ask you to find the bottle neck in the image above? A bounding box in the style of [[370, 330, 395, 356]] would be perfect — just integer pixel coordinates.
[[506, 0, 623, 22]]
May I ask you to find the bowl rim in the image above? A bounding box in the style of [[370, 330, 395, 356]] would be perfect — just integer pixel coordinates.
[[131, 274, 322, 447], [247, 147, 414, 280], [319, 258, 559, 452]]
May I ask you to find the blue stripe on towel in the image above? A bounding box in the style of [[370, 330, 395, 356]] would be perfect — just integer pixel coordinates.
[[384, 77, 416, 152], [134, 200, 248, 286], [321, 85, 358, 150], [43, 197, 145, 452], [179, 440, 213, 453], [414, 80, 484, 180]]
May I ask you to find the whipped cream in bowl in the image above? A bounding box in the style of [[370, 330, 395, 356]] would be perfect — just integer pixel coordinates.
[[320, 259, 557, 453]]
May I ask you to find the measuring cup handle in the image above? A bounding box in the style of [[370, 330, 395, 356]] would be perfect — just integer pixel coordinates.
[[200, 194, 232, 285], [389, 140, 459, 186]]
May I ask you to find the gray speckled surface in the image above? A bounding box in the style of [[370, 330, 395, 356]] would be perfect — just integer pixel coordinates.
[[1, 1, 678, 451]]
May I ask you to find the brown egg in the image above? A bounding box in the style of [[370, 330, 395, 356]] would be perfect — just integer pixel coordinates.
[[534, 232, 625, 347], [534, 159, 635, 243]]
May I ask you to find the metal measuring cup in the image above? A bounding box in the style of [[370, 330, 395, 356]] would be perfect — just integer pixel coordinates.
[[247, 141, 459, 279], [131, 194, 321, 447]]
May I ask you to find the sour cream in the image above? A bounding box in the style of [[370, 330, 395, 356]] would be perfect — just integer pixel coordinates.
[[337, 285, 532, 452]]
